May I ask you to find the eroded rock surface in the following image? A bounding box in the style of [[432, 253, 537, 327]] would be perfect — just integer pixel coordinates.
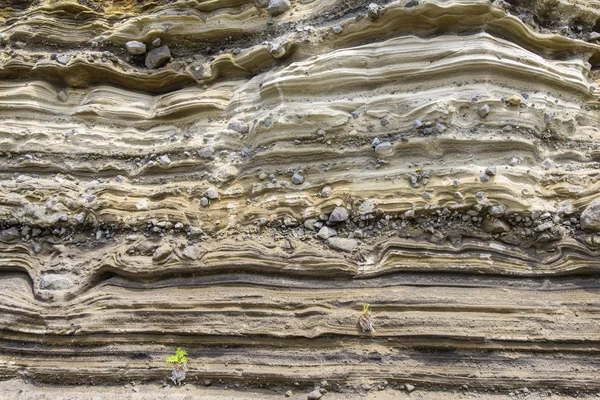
[[0, 0, 599, 394]]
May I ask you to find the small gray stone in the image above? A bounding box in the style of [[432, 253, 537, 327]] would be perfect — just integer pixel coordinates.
[[57, 90, 68, 102], [544, 111, 554, 124], [307, 389, 322, 400], [321, 186, 332, 197], [21, 226, 30, 237], [404, 209, 416, 220], [258, 172, 267, 180], [153, 244, 173, 261], [557, 201, 574, 216], [151, 38, 161, 47], [329, 207, 349, 222], [200, 197, 209, 207], [75, 213, 85, 224], [125, 40, 146, 55], [485, 166, 497, 176], [367, 3, 380, 18], [304, 219, 317, 231], [404, 384, 416, 392], [581, 197, 600, 231], [509, 157, 521, 166], [145, 45, 171, 69], [480, 173, 490, 182], [317, 226, 337, 240], [205, 187, 218, 199], [0, 227, 20, 242], [283, 216, 298, 227], [478, 104, 491, 118], [489, 205, 506, 217], [40, 274, 73, 290], [482, 218, 510, 233], [375, 141, 393, 155], [333, 25, 343, 34], [198, 147, 214, 159], [453, 179, 460, 187], [227, 119, 249, 133], [357, 200, 374, 215], [423, 192, 434, 200], [292, 173, 304, 185], [266, 0, 291, 16], [285, 390, 293, 398], [413, 119, 424, 129], [535, 222, 553, 232], [55, 54, 71, 65], [435, 123, 446, 133], [159, 155, 171, 165], [326, 237, 358, 252], [542, 158, 553, 168]]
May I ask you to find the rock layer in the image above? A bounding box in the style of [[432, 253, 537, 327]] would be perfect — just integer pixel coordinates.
[[0, 0, 600, 393]]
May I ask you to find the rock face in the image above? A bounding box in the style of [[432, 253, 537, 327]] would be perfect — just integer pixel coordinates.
[[0, 0, 599, 395]]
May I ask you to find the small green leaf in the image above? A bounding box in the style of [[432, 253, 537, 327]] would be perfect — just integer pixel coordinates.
[[363, 303, 370, 316], [166, 347, 188, 365]]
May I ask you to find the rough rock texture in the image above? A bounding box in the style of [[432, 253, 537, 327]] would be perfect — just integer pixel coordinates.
[[580, 197, 600, 231], [125, 40, 146, 55], [0, 0, 600, 396], [145, 45, 171, 69]]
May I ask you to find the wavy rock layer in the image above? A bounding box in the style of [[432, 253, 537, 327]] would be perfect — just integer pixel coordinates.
[[1, 0, 600, 393]]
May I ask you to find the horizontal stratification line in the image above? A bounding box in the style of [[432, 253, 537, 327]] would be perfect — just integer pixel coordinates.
[[95, 271, 600, 292]]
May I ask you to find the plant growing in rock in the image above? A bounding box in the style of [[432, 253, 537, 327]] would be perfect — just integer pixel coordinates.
[[358, 303, 375, 333], [166, 347, 189, 385]]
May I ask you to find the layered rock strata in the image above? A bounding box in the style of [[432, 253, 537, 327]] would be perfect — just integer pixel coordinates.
[[0, 0, 600, 392]]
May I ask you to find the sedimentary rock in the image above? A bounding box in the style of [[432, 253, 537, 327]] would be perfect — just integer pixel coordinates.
[[0, 0, 599, 395]]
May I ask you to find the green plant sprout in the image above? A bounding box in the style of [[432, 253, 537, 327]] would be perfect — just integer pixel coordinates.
[[358, 303, 375, 333], [167, 347, 188, 365], [167, 347, 189, 385]]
